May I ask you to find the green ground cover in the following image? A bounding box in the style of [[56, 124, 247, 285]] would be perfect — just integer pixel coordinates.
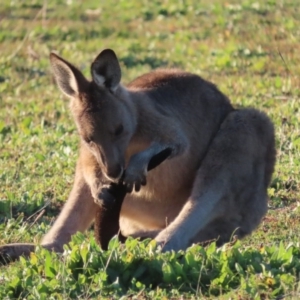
[[0, 0, 300, 298]]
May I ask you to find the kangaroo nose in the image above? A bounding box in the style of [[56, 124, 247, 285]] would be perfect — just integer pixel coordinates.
[[106, 165, 123, 181]]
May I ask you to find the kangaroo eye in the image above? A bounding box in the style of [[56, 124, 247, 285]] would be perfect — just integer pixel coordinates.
[[84, 137, 93, 145], [114, 124, 124, 136]]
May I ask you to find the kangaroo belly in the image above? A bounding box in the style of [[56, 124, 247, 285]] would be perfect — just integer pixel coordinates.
[[120, 195, 186, 234], [120, 154, 196, 233]]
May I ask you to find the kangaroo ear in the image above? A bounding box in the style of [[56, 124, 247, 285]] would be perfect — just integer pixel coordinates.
[[91, 49, 121, 92], [50, 52, 88, 98]]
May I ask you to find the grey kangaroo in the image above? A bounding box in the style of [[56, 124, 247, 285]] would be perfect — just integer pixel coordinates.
[[0, 49, 276, 262]]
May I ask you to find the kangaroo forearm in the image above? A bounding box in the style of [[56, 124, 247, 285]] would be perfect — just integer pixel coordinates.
[[129, 133, 187, 168], [82, 167, 102, 197], [130, 142, 169, 167], [41, 162, 97, 251], [140, 113, 189, 158], [123, 141, 181, 192], [80, 149, 105, 199]]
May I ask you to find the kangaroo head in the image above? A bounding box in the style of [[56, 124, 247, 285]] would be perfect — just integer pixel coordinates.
[[50, 49, 136, 181]]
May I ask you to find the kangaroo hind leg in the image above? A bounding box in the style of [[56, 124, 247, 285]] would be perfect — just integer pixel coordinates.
[[155, 109, 275, 251]]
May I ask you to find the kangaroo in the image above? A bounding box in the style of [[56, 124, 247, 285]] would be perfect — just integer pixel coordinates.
[[0, 49, 275, 262]]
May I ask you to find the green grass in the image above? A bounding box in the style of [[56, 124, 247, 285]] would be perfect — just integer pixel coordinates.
[[0, 0, 300, 298]]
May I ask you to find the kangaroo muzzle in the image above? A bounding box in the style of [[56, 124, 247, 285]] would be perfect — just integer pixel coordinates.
[[104, 164, 123, 181]]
